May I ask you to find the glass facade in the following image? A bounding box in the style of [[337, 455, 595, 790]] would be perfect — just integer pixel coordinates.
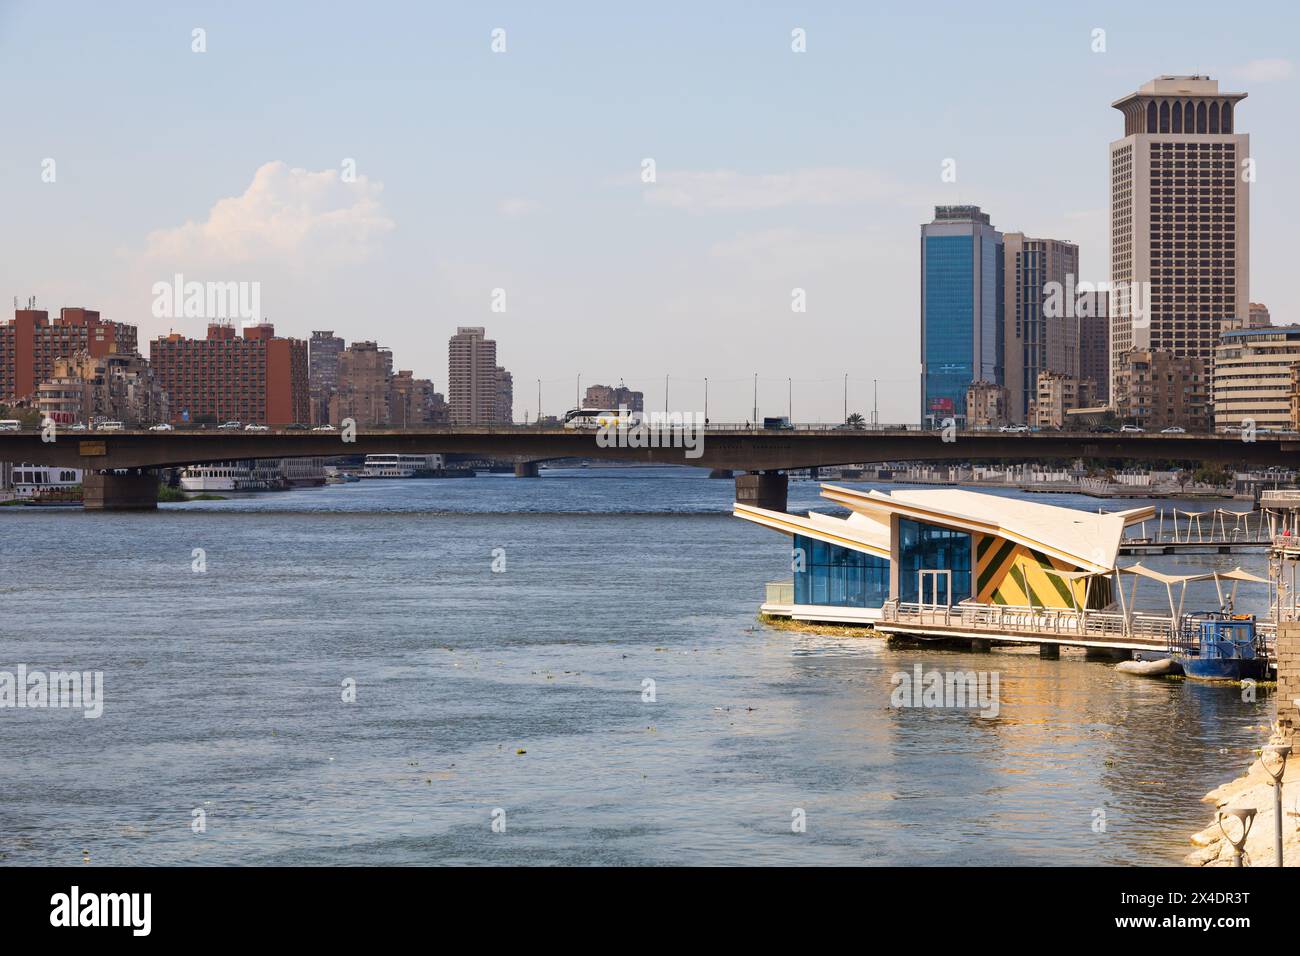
[[897, 519, 972, 605], [922, 234, 974, 424], [792, 534, 890, 608], [920, 208, 1003, 428]]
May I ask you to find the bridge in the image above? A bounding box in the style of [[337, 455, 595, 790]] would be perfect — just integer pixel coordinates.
[[1, 425, 1295, 510]]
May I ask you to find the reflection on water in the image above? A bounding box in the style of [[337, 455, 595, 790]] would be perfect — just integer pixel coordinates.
[[0, 469, 1271, 865]]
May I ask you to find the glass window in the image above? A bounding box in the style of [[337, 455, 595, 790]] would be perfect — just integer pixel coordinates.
[[897, 519, 972, 604], [792, 534, 890, 608]]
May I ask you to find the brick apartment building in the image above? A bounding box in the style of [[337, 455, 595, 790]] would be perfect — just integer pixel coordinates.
[[149, 322, 308, 425], [0, 307, 138, 402], [1112, 348, 1209, 432]]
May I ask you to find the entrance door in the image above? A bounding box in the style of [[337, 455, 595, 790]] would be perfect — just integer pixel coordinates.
[[917, 569, 953, 609]]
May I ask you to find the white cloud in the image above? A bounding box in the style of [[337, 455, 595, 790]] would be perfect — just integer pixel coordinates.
[[1229, 58, 1294, 83], [497, 198, 542, 217], [639, 167, 902, 212], [143, 161, 394, 269]]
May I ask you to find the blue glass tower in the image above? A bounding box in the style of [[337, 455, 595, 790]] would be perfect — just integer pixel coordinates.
[[920, 206, 1003, 427]]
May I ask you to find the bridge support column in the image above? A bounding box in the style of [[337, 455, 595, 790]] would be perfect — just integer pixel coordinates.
[[83, 469, 158, 511], [969, 638, 992, 653], [514, 460, 540, 478], [735, 471, 787, 512], [708, 468, 735, 480], [1039, 643, 1060, 660], [1084, 646, 1131, 662]]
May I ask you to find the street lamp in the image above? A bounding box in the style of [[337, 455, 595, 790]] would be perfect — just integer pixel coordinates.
[[1262, 727, 1293, 867], [1217, 807, 1257, 867]]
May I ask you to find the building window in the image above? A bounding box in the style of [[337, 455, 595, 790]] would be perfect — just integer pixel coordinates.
[[898, 519, 972, 605], [792, 534, 890, 608]]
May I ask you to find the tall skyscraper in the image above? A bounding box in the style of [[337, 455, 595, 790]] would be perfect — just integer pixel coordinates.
[[1002, 234, 1080, 423], [308, 330, 345, 425], [1109, 76, 1249, 404], [448, 327, 510, 425], [920, 205, 1003, 427]]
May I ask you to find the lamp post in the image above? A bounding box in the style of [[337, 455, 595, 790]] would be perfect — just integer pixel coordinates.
[[752, 373, 758, 426], [704, 377, 708, 425], [1262, 727, 1292, 866], [1217, 807, 1257, 867]]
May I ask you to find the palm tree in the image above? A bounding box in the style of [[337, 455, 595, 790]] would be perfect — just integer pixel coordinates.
[[845, 412, 866, 430]]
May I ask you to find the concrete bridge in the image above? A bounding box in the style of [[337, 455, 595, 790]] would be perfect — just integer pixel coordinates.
[[1, 425, 1295, 510]]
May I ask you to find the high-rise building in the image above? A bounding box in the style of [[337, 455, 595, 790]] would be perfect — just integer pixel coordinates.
[[920, 205, 1003, 428], [308, 330, 345, 425], [1002, 234, 1080, 422], [150, 322, 308, 425], [494, 367, 513, 424], [584, 382, 645, 412], [1078, 291, 1111, 405], [1109, 76, 1249, 406], [1249, 302, 1271, 328], [329, 341, 392, 426], [0, 307, 138, 402], [389, 370, 448, 427], [1213, 325, 1300, 432], [1113, 348, 1209, 432], [448, 327, 511, 424]]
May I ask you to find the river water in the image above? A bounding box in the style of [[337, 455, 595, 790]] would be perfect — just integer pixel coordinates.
[[0, 468, 1275, 865]]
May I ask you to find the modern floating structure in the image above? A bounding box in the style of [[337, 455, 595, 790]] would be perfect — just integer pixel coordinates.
[[738, 484, 1276, 676]]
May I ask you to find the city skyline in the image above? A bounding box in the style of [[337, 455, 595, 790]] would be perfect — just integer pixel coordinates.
[[2, 2, 1298, 422]]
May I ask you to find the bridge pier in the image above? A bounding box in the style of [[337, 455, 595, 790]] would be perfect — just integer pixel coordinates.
[[514, 460, 540, 478], [735, 471, 787, 512], [83, 469, 158, 511]]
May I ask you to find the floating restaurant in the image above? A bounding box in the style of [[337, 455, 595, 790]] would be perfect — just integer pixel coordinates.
[[737, 484, 1275, 676]]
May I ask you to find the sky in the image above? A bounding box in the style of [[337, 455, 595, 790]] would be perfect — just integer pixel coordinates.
[[1, 1, 1297, 423]]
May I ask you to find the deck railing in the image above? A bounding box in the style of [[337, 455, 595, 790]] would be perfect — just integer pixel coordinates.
[[765, 580, 794, 606], [879, 600, 1177, 645]]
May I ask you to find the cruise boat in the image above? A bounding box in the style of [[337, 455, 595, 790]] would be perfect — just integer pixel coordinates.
[[180, 461, 256, 492], [361, 454, 444, 478], [10, 463, 83, 497]]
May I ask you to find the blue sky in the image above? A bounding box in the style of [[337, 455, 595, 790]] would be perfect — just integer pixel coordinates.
[[2, 1, 1296, 421]]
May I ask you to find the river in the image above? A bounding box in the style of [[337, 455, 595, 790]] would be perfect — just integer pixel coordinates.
[[0, 467, 1274, 865]]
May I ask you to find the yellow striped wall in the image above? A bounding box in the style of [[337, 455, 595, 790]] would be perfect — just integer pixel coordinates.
[[975, 533, 1111, 608]]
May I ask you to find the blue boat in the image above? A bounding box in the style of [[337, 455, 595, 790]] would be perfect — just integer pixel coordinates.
[[1171, 613, 1269, 681]]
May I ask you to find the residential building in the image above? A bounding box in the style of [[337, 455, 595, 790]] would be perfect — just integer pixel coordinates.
[[1003, 234, 1080, 422], [149, 321, 308, 426], [0, 307, 138, 402], [449, 327, 511, 424], [308, 330, 345, 425], [920, 205, 1003, 428], [1078, 291, 1111, 406], [584, 382, 645, 413], [965, 381, 1010, 429], [1213, 325, 1300, 432], [389, 370, 448, 426], [1112, 348, 1209, 432], [1249, 302, 1271, 328], [1109, 76, 1250, 403], [330, 341, 392, 426], [1032, 371, 1092, 430], [36, 350, 169, 426]]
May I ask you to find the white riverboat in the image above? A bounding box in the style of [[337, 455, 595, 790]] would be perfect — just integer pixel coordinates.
[[179, 461, 257, 492], [10, 463, 83, 497], [361, 454, 444, 478]]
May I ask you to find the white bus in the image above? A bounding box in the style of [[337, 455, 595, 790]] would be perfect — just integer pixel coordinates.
[[0, 419, 21, 431], [561, 408, 640, 430]]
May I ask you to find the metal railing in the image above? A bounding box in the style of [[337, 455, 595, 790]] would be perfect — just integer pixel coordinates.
[[765, 580, 794, 605], [879, 599, 1177, 645]]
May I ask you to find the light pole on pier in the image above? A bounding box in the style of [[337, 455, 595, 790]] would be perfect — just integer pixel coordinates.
[[843, 373, 848, 425], [704, 377, 708, 424], [752, 373, 758, 425], [788, 377, 792, 422]]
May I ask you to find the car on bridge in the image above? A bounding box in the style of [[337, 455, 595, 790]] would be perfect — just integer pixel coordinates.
[[998, 423, 1030, 433], [218, 421, 242, 430], [244, 423, 269, 431], [1120, 424, 1145, 433], [149, 423, 173, 431], [1160, 426, 1186, 434], [311, 424, 336, 432]]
